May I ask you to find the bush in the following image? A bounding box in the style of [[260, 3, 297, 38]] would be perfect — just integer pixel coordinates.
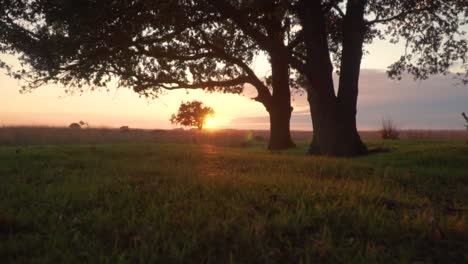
[[119, 126, 130, 132], [69, 123, 81, 129], [380, 117, 399, 140]]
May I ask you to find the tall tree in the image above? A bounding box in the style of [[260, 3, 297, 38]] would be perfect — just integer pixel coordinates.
[[289, 0, 467, 156], [0, 0, 297, 150], [205, 0, 302, 150], [200, 0, 467, 156]]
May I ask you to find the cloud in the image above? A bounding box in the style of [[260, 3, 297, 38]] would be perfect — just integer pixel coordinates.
[[2, 65, 466, 130], [357, 70, 468, 129], [226, 114, 312, 131], [229, 70, 468, 130]]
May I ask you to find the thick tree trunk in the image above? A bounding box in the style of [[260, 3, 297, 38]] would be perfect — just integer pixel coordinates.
[[307, 85, 367, 156], [268, 104, 295, 150], [267, 45, 295, 150], [298, 0, 368, 156], [210, 0, 295, 150], [309, 105, 367, 156], [335, 0, 368, 155]]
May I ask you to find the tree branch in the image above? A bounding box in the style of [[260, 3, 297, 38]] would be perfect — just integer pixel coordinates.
[[134, 75, 250, 91], [366, 7, 432, 25], [287, 30, 304, 51], [137, 47, 216, 62], [332, 5, 345, 18], [195, 39, 271, 105], [289, 55, 306, 74], [207, 0, 273, 52], [322, 0, 344, 18]]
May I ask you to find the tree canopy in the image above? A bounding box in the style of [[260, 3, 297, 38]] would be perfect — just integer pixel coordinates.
[[1, 1, 251, 94], [0, 0, 298, 149]]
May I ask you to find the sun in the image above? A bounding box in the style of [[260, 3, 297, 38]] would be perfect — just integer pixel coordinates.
[[205, 116, 217, 129]]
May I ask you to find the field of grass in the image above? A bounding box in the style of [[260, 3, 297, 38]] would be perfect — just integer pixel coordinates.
[[0, 128, 467, 263]]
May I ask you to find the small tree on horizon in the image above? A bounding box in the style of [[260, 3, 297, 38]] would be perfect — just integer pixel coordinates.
[[170, 101, 215, 130]]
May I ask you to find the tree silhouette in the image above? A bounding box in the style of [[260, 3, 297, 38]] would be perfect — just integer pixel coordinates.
[[0, 0, 296, 150], [170, 101, 215, 130], [290, 0, 467, 156], [1, 0, 467, 156]]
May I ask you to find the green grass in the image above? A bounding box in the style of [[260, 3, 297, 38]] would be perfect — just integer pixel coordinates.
[[0, 141, 467, 263]]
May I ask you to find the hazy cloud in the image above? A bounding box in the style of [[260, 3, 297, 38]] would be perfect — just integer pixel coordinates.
[[2, 66, 467, 130], [231, 70, 468, 130]]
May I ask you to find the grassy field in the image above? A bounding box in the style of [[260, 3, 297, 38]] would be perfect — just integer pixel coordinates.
[[0, 128, 467, 263]]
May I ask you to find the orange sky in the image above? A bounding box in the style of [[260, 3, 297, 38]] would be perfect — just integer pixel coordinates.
[[2, 38, 467, 130]]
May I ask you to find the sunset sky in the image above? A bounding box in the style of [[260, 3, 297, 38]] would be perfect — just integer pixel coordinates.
[[1, 37, 467, 131]]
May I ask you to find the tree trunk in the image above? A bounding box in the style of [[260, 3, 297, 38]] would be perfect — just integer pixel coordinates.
[[268, 105, 295, 150], [267, 45, 295, 150], [335, 0, 368, 155], [307, 84, 367, 156], [210, 0, 295, 150], [297, 0, 368, 156], [309, 105, 367, 156]]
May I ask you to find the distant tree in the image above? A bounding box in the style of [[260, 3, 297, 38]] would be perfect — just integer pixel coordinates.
[[170, 101, 215, 130], [69, 123, 81, 129]]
